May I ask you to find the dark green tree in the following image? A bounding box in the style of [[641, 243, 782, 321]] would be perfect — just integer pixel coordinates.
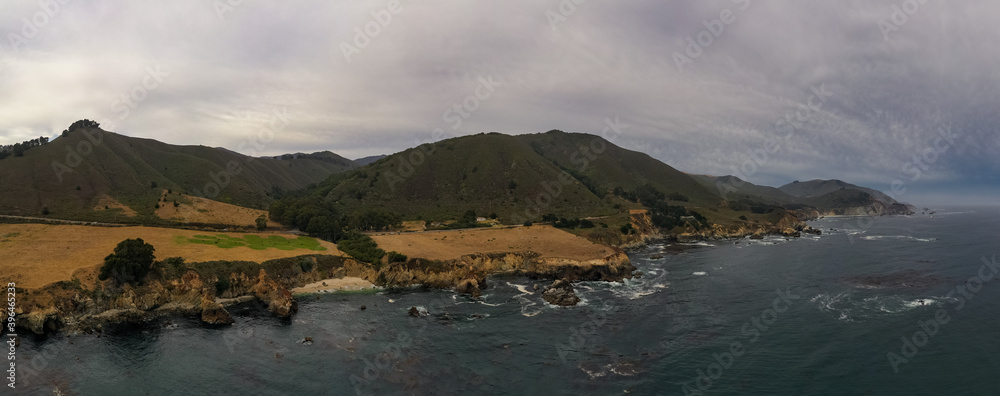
[[255, 214, 268, 231], [98, 238, 157, 285]]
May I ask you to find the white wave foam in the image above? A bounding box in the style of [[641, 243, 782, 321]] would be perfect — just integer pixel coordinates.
[[692, 271, 707, 276], [506, 282, 532, 295], [859, 235, 935, 242], [815, 291, 944, 321]]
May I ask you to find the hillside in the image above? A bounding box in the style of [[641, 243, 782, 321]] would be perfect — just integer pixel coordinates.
[[0, 125, 354, 222], [779, 179, 895, 203], [269, 130, 810, 244], [691, 175, 913, 216], [353, 155, 386, 166], [280, 132, 615, 223], [515, 131, 722, 207]]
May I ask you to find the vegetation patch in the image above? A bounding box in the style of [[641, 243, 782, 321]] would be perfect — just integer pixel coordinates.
[[176, 233, 327, 251]]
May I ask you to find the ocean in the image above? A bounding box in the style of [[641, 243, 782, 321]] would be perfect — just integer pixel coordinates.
[[14, 207, 1000, 395]]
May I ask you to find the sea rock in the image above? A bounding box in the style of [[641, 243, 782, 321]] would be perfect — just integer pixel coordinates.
[[250, 269, 298, 318], [200, 296, 234, 325], [408, 306, 428, 317], [542, 279, 581, 306], [455, 278, 481, 297]]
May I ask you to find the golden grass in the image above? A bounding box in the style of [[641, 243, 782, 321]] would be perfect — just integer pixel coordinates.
[[370, 225, 613, 261], [154, 192, 281, 227], [0, 223, 341, 289]]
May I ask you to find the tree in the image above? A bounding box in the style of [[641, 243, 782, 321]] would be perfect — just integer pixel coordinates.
[[98, 238, 156, 285], [11, 144, 24, 157], [255, 214, 268, 230], [41, 207, 50, 215]]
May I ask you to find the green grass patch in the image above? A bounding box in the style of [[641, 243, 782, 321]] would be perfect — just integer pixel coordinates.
[[175, 233, 327, 251]]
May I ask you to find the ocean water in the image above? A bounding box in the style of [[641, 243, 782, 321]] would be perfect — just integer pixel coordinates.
[[14, 207, 1000, 395]]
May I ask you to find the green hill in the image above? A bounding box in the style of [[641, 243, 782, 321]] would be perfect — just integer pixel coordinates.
[[269, 130, 756, 239], [0, 125, 353, 222], [515, 131, 722, 207], [275, 132, 615, 224]]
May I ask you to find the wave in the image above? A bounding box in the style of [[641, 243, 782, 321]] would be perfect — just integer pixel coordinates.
[[584, 273, 670, 300], [812, 291, 944, 322], [859, 235, 936, 242], [692, 272, 707, 276]]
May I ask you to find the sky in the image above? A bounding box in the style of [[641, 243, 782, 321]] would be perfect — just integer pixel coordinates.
[[1, 1, 998, 205]]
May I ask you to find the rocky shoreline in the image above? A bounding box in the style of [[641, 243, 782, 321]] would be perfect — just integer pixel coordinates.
[[3, 249, 635, 336]]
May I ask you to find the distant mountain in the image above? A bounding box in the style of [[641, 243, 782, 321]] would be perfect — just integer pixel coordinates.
[[0, 125, 354, 221], [779, 179, 895, 203], [266, 151, 355, 168], [353, 155, 386, 166], [691, 175, 913, 216]]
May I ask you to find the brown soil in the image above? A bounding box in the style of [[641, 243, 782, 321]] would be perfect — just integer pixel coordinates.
[[371, 225, 613, 261], [0, 223, 341, 290], [93, 195, 137, 217]]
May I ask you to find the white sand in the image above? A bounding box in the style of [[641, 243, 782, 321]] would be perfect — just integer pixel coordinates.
[[291, 277, 376, 294]]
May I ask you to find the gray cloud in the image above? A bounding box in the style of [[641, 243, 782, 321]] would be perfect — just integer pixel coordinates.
[[1, 1, 997, 203]]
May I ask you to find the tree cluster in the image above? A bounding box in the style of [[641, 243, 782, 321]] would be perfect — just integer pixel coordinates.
[[614, 185, 709, 230], [269, 196, 401, 243], [61, 119, 100, 136], [98, 238, 157, 285], [0, 136, 49, 160], [541, 213, 595, 229]]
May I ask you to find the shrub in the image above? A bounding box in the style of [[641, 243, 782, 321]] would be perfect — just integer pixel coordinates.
[[667, 192, 690, 202], [298, 257, 314, 273], [98, 238, 156, 285], [41, 207, 50, 215], [739, 215, 748, 221], [336, 233, 385, 264], [523, 221, 533, 226], [158, 257, 187, 280], [255, 214, 268, 231], [620, 223, 635, 235], [215, 277, 231, 294], [387, 251, 407, 263]]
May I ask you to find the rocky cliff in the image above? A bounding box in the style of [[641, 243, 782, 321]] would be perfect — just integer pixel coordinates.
[[4, 250, 634, 335]]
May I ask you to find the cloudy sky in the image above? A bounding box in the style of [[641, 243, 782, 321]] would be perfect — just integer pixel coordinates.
[[1, 1, 998, 205]]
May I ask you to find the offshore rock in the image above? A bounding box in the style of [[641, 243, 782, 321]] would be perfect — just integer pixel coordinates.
[[542, 279, 581, 307], [200, 295, 235, 325]]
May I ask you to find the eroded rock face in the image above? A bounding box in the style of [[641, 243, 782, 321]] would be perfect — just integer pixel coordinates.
[[542, 279, 580, 306], [200, 295, 234, 325], [250, 269, 297, 318], [455, 278, 481, 297]]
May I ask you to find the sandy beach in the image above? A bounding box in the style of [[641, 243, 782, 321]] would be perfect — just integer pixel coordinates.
[[291, 277, 376, 294]]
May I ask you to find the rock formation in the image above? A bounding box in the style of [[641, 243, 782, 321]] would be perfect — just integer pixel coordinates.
[[542, 279, 581, 306]]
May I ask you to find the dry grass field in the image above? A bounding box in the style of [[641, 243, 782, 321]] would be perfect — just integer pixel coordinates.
[[370, 225, 614, 261], [154, 192, 281, 227], [0, 223, 342, 289]]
